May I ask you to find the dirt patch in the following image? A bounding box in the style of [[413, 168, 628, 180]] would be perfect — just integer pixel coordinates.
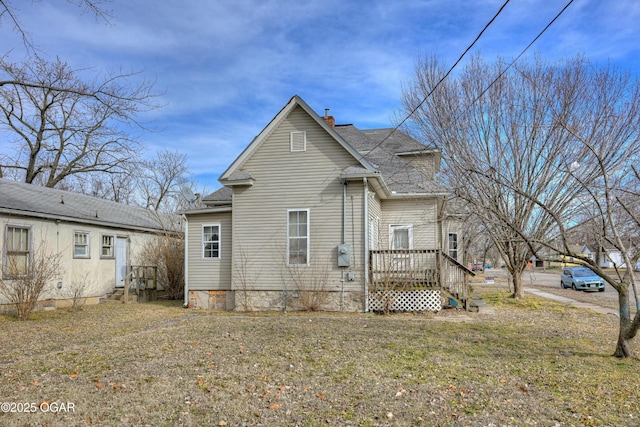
[[1, 295, 639, 426]]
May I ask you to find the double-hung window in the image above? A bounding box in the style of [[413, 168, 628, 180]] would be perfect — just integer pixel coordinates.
[[101, 235, 115, 258], [203, 225, 220, 259], [448, 232, 458, 261], [288, 209, 309, 265], [74, 232, 90, 258], [4, 225, 30, 277]]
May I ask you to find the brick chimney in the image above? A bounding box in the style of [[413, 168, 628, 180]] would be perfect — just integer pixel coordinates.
[[322, 108, 335, 128]]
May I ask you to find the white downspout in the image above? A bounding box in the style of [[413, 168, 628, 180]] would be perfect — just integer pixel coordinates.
[[182, 214, 189, 308], [363, 177, 369, 313]]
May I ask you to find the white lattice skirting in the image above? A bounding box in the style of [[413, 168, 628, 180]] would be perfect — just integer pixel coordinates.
[[368, 289, 442, 312]]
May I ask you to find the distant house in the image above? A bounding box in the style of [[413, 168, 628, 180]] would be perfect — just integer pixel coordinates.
[[596, 242, 640, 270], [0, 179, 170, 311], [183, 96, 472, 312]]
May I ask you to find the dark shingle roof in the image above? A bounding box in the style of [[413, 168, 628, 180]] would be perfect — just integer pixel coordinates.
[[202, 186, 232, 204], [0, 179, 166, 232], [334, 125, 447, 195]]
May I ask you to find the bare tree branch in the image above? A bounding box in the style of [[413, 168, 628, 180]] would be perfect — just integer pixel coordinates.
[[0, 56, 162, 188], [402, 53, 640, 358]]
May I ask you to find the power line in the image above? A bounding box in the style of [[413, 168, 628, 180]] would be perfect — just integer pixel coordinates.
[[377, 0, 576, 188], [354, 0, 512, 165], [469, 0, 575, 105]]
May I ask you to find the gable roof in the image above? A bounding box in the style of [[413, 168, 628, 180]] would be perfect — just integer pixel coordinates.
[[209, 95, 448, 201], [219, 95, 377, 185], [334, 125, 447, 195], [0, 179, 167, 232]]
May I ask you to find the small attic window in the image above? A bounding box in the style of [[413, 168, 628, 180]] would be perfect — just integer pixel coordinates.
[[290, 131, 306, 152]]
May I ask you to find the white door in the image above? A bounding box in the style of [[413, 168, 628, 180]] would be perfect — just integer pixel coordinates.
[[115, 237, 128, 288]]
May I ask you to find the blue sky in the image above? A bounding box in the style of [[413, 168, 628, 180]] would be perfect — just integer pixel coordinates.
[[3, 0, 640, 193]]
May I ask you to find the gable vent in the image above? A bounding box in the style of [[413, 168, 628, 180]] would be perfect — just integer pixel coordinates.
[[290, 131, 306, 152]]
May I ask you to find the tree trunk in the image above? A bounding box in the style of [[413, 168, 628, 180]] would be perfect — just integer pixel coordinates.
[[613, 285, 636, 359], [511, 271, 525, 299]]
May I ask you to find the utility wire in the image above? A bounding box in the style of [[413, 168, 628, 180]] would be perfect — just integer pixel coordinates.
[[375, 0, 576, 186], [469, 0, 575, 105], [354, 0, 512, 165]]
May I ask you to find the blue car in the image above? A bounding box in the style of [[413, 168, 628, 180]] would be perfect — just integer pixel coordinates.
[[561, 267, 605, 292]]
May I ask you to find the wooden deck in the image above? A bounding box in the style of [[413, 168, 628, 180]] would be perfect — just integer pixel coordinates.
[[369, 249, 474, 309]]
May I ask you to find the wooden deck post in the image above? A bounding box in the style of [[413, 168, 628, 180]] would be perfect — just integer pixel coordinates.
[[124, 276, 129, 305]]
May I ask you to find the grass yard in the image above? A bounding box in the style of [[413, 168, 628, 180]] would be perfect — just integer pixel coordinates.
[[0, 288, 639, 426]]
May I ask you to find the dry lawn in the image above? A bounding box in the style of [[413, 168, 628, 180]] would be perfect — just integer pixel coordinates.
[[1, 288, 639, 427]]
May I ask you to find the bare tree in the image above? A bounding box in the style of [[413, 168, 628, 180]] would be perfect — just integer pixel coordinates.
[[137, 149, 190, 212], [402, 54, 606, 299], [136, 225, 185, 300], [0, 56, 160, 188], [1, 0, 112, 52], [403, 53, 640, 357]]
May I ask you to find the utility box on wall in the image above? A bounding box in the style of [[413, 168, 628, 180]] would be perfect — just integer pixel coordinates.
[[337, 244, 351, 267]]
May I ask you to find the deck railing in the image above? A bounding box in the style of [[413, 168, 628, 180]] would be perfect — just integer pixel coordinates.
[[369, 249, 440, 288], [369, 249, 472, 306], [123, 265, 158, 304]]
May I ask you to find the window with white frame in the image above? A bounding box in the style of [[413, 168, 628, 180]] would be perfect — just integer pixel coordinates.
[[448, 232, 458, 260], [390, 224, 413, 250], [290, 131, 306, 152], [74, 231, 90, 258], [288, 209, 309, 265], [203, 225, 220, 259], [101, 235, 115, 258], [3, 225, 30, 277]]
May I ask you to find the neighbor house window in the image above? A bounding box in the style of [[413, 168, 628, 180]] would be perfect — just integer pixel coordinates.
[[74, 232, 90, 258], [288, 209, 309, 265], [4, 225, 30, 277], [448, 232, 458, 260], [290, 131, 306, 152], [101, 235, 115, 258], [203, 225, 220, 259]]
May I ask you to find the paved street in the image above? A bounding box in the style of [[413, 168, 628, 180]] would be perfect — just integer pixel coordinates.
[[481, 268, 618, 300], [472, 268, 625, 316]]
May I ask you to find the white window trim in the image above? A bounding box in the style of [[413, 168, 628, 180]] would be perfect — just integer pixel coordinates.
[[290, 131, 307, 152], [73, 231, 91, 259], [100, 234, 115, 259], [202, 224, 221, 260], [389, 224, 413, 250], [287, 208, 310, 266]]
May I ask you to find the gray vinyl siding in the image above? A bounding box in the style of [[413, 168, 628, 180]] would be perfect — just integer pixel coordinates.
[[231, 105, 366, 292], [380, 198, 438, 250], [187, 211, 232, 291]]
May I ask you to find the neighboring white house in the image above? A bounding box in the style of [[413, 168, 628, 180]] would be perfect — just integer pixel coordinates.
[[183, 96, 472, 312], [597, 243, 640, 270], [0, 179, 170, 311]]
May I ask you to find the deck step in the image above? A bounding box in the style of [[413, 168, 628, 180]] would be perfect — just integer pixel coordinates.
[[103, 288, 137, 303]]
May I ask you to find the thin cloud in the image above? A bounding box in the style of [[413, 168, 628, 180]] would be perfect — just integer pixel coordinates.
[[2, 0, 639, 190]]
